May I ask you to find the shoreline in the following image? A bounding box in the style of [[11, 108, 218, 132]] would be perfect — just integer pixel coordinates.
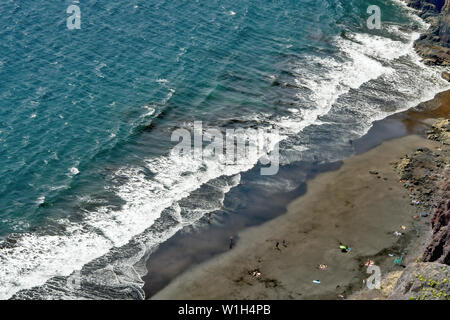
[[143, 1, 450, 299], [402, 0, 450, 66], [148, 89, 450, 300]]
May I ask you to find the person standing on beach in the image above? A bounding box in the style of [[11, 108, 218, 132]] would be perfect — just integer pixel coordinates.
[[229, 236, 233, 250]]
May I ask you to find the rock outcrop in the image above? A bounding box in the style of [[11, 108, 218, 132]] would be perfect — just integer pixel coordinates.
[[404, 0, 450, 65], [398, 119, 450, 265], [422, 183, 450, 264], [407, 0, 446, 17], [389, 118, 450, 299], [389, 262, 450, 300], [427, 118, 450, 144]]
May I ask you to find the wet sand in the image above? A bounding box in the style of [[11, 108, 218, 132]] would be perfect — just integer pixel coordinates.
[[149, 89, 450, 300]]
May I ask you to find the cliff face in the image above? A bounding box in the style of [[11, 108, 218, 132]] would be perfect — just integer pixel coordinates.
[[422, 120, 450, 264], [388, 119, 450, 300], [405, 0, 450, 65], [422, 119, 450, 265], [394, 119, 450, 266], [422, 190, 450, 264]]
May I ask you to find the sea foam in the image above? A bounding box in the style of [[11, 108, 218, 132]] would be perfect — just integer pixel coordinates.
[[1, 21, 449, 300]]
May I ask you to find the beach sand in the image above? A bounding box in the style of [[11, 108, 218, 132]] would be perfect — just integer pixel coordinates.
[[151, 134, 439, 299], [149, 90, 450, 300]]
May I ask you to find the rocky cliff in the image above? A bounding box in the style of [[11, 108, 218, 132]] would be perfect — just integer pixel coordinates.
[[396, 119, 450, 267], [422, 186, 450, 263], [405, 0, 450, 65], [387, 119, 450, 299], [403, 3, 450, 266], [422, 120, 450, 264]]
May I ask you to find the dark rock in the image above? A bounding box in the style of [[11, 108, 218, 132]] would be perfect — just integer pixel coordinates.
[[406, 0, 446, 15], [405, 0, 450, 65], [396, 122, 450, 267], [271, 80, 281, 87], [422, 182, 450, 264]]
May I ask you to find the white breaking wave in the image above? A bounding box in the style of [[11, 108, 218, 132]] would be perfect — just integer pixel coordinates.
[[289, 32, 406, 134], [1, 24, 449, 299], [68, 167, 80, 176]]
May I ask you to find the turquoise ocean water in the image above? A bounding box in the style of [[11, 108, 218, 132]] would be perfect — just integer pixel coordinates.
[[0, 0, 448, 299]]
